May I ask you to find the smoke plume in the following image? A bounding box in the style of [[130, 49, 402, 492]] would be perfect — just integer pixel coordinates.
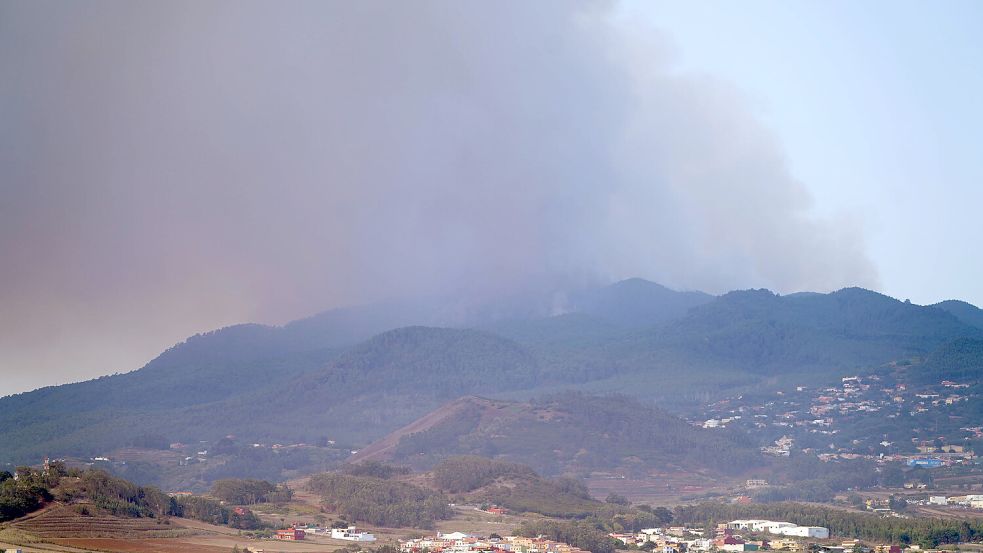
[[0, 1, 877, 393]]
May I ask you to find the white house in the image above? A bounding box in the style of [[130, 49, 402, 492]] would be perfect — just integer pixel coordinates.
[[331, 527, 377, 542], [688, 538, 714, 551], [760, 522, 796, 533], [438, 532, 473, 541], [728, 520, 829, 540], [776, 527, 830, 539]]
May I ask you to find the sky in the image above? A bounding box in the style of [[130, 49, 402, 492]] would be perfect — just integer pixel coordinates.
[[620, 1, 983, 306], [0, 1, 980, 396]]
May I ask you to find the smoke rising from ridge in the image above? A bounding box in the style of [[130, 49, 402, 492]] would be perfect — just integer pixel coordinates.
[[0, 1, 877, 393]]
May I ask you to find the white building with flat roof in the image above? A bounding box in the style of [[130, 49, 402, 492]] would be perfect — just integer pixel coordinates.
[[775, 527, 829, 539], [331, 527, 377, 542], [728, 520, 829, 540]]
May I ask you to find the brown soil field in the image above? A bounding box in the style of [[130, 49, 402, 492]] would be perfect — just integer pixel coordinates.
[[12, 505, 195, 539], [914, 505, 983, 520], [434, 505, 541, 536], [180, 534, 349, 552], [48, 538, 230, 553], [0, 539, 98, 553], [585, 471, 739, 505]]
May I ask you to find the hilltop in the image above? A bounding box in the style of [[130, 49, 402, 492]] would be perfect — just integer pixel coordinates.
[[638, 287, 981, 375], [305, 456, 670, 527], [934, 300, 983, 330], [354, 393, 760, 477]]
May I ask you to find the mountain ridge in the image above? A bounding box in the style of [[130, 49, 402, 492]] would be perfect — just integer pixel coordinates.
[[3, 278, 982, 472], [933, 299, 983, 330]]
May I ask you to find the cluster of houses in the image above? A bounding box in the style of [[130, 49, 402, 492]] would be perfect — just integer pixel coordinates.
[[696, 375, 978, 466], [761, 437, 794, 457], [359, 523, 923, 553], [926, 495, 983, 509], [608, 525, 716, 552], [273, 525, 376, 542], [605, 522, 934, 553], [608, 522, 829, 553], [399, 532, 589, 553]]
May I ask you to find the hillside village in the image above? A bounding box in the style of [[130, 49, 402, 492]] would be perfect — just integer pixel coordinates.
[[694, 373, 981, 470], [396, 521, 914, 553], [267, 524, 377, 542], [400, 532, 592, 553]]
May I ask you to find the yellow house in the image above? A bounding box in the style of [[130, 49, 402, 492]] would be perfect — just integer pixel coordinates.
[[772, 539, 803, 551]]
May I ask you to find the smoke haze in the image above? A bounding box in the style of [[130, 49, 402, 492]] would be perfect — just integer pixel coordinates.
[[0, 1, 878, 394]]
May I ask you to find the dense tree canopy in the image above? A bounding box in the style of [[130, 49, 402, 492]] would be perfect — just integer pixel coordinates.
[[210, 479, 277, 505], [308, 473, 451, 528]]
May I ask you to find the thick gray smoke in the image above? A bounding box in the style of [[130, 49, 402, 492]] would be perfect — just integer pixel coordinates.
[[0, 1, 878, 393]]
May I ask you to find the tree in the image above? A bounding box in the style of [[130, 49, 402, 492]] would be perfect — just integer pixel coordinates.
[[651, 506, 673, 525], [879, 466, 904, 488], [888, 495, 907, 513], [605, 493, 630, 506], [213, 437, 238, 455], [211, 479, 276, 505]]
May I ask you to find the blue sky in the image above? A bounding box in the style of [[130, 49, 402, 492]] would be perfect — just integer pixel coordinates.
[[620, 1, 983, 306]]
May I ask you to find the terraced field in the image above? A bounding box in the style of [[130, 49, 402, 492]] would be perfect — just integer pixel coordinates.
[[47, 538, 230, 553], [12, 505, 196, 539]]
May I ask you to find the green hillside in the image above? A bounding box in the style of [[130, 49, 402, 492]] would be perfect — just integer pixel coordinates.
[[2, 280, 983, 481], [567, 278, 714, 327], [934, 299, 983, 330], [384, 393, 760, 476], [637, 287, 981, 374], [911, 337, 983, 384], [0, 326, 541, 463]]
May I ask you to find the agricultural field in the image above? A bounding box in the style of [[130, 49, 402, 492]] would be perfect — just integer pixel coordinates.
[[0, 471, 547, 553], [1, 506, 352, 553], [584, 470, 742, 506], [10, 505, 196, 539]]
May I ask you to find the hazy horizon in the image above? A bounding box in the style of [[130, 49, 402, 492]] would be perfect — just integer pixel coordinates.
[[2, 1, 980, 396]]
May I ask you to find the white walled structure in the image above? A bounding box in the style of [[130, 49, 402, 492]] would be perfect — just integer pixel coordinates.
[[331, 527, 377, 542]]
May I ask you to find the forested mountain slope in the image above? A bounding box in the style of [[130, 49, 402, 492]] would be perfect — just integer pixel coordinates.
[[362, 393, 760, 476], [933, 299, 983, 330], [3, 281, 983, 470], [0, 327, 542, 462], [629, 287, 982, 375], [566, 278, 714, 327]]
